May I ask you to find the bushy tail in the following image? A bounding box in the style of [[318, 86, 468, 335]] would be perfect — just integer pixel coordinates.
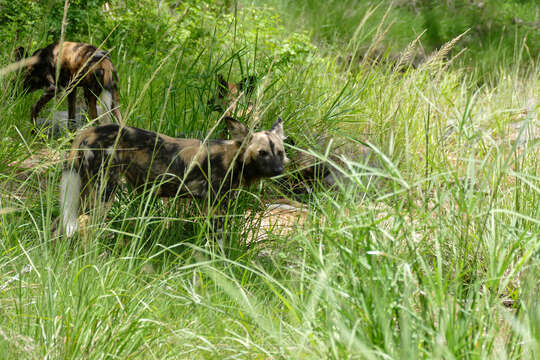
[[60, 169, 81, 237]]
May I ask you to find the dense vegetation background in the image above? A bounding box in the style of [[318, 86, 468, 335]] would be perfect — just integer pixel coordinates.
[[0, 0, 538, 358]]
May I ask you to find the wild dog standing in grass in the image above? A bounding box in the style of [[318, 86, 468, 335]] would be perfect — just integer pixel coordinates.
[[14, 41, 122, 128], [208, 74, 258, 122], [59, 117, 288, 237]]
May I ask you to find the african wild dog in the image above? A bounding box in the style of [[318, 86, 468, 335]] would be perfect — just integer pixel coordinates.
[[15, 41, 122, 127], [206, 76, 351, 193], [284, 137, 346, 193], [59, 117, 288, 237], [208, 74, 258, 121]]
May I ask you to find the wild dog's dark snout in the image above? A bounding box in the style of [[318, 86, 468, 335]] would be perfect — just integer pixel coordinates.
[[269, 156, 285, 175], [252, 154, 285, 177], [273, 165, 284, 175], [14, 46, 27, 61]]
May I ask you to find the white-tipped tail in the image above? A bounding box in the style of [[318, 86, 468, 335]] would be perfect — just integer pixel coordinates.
[[98, 89, 113, 122], [60, 169, 81, 237]]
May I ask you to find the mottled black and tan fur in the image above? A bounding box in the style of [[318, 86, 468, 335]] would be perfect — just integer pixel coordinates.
[[15, 41, 122, 126], [59, 117, 288, 236]]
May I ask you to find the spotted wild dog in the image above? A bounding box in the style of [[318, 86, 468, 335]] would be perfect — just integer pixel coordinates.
[[59, 117, 288, 237], [14, 41, 122, 127], [208, 74, 258, 121]]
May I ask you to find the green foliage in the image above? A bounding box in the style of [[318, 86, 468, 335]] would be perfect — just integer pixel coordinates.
[[418, 0, 540, 53], [0, 0, 539, 358], [257, 0, 540, 74], [0, 0, 107, 45]]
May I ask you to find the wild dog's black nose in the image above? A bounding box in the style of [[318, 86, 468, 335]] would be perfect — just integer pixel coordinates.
[[273, 166, 284, 175]]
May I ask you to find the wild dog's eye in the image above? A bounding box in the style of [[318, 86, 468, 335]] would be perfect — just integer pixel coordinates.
[[259, 150, 268, 157], [278, 150, 284, 158]]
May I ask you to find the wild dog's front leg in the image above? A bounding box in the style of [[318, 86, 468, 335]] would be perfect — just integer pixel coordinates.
[[83, 163, 121, 233], [31, 85, 56, 123], [208, 192, 236, 252]]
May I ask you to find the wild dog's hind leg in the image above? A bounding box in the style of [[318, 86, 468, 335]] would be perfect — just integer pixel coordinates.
[[84, 87, 98, 121], [67, 88, 78, 130], [83, 150, 123, 231], [60, 144, 121, 237], [111, 88, 122, 124]]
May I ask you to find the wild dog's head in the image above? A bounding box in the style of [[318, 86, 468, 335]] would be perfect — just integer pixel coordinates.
[[12, 46, 48, 92], [14, 47, 27, 62], [208, 74, 257, 118], [225, 116, 289, 178]]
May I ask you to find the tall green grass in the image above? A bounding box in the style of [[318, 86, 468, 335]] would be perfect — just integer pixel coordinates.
[[254, 0, 540, 79], [1, 1, 539, 358]]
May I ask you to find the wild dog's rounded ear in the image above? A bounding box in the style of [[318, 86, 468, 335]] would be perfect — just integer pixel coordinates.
[[239, 75, 257, 96], [225, 116, 249, 141], [14, 46, 27, 61], [270, 117, 285, 140]]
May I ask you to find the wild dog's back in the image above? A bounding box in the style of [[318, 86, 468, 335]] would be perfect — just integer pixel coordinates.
[[64, 124, 233, 198]]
